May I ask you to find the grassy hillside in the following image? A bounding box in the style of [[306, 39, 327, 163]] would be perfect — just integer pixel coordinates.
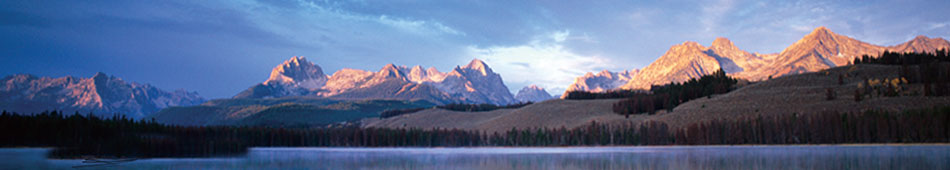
[[365, 64, 950, 132], [150, 97, 435, 127]]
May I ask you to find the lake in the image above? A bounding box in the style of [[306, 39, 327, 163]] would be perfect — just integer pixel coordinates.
[[2, 145, 948, 169]]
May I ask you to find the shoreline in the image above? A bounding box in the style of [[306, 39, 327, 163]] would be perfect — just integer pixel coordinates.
[[6, 143, 950, 150]]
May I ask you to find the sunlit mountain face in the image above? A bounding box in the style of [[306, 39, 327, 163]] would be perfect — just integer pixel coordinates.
[[0, 72, 204, 118], [235, 57, 516, 105]]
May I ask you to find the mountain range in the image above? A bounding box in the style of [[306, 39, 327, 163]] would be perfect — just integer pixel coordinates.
[[568, 26, 950, 92], [235, 57, 518, 105], [0, 72, 205, 118], [4, 26, 948, 119]]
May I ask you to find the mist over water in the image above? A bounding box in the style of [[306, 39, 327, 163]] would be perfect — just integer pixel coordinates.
[[4, 145, 948, 169]]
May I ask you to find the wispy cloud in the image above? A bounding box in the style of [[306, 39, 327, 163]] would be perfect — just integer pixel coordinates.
[[279, 0, 466, 36], [467, 31, 615, 94], [377, 15, 465, 36], [927, 22, 948, 30]]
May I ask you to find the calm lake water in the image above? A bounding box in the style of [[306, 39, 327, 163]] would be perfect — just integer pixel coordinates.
[[1, 145, 948, 169]]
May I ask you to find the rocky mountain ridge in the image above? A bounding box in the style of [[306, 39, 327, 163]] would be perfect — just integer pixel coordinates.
[[235, 57, 517, 105], [0, 72, 205, 118], [607, 26, 950, 90]]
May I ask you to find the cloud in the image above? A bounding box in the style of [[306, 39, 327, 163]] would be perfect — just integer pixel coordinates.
[[377, 15, 466, 36], [700, 0, 736, 34], [294, 1, 463, 36], [927, 22, 948, 30], [466, 31, 616, 94]]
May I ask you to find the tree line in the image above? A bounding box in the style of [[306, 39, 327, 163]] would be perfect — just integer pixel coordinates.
[[0, 111, 247, 158], [613, 69, 738, 116], [437, 102, 533, 112], [562, 90, 645, 100], [853, 49, 950, 96], [380, 102, 534, 118], [3, 106, 948, 158], [561, 69, 737, 116]]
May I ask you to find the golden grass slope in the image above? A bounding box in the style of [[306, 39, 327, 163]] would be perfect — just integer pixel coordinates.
[[364, 64, 950, 132]]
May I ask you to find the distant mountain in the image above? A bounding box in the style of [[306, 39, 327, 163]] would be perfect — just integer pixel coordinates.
[[0, 72, 205, 118], [888, 35, 950, 53], [617, 26, 950, 90], [565, 69, 638, 95], [514, 85, 553, 102], [235, 57, 517, 105]]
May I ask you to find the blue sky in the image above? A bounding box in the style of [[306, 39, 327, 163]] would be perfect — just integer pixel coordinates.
[[2, 0, 949, 98]]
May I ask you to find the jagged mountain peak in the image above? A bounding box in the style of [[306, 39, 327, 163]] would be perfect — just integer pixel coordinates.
[[426, 67, 440, 73], [410, 65, 424, 72], [711, 37, 736, 49], [812, 26, 832, 34], [377, 63, 408, 79], [90, 72, 122, 88], [464, 58, 487, 68], [805, 27, 831, 39], [597, 70, 613, 76], [680, 41, 704, 48], [462, 59, 493, 75], [289, 56, 303, 64], [795, 26, 846, 46], [238, 58, 516, 105], [380, 63, 400, 70], [266, 56, 327, 88], [235, 56, 328, 98], [407, 65, 437, 83], [787, 26, 838, 48]]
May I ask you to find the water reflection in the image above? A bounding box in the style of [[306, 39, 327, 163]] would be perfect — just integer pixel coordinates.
[[2, 145, 948, 169]]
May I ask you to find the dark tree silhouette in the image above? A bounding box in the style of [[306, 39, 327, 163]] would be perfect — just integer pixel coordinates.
[[612, 68, 738, 115], [2, 106, 948, 158]]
